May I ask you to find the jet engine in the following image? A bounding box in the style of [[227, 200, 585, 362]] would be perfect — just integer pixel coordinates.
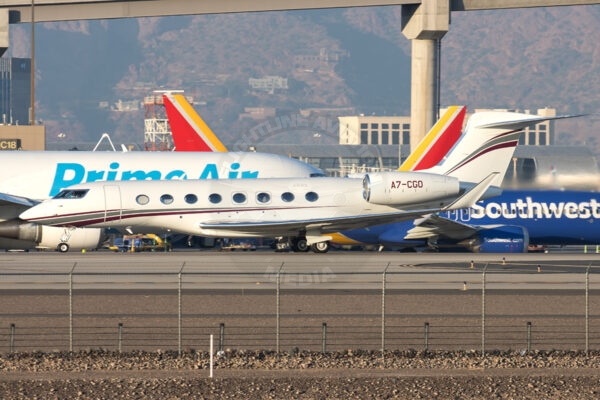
[[0, 219, 104, 252], [362, 171, 460, 206]]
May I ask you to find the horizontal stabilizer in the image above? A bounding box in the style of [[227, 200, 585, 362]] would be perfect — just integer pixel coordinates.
[[442, 172, 501, 211], [477, 114, 583, 130]]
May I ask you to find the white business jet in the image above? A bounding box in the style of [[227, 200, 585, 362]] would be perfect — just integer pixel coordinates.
[[0, 150, 323, 252], [21, 111, 566, 253]]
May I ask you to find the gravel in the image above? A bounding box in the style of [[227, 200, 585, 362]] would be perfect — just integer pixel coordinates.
[[0, 349, 599, 398]]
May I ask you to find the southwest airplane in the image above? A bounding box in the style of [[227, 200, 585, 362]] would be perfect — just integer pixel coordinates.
[[0, 150, 323, 252], [20, 110, 569, 253], [332, 190, 600, 253]]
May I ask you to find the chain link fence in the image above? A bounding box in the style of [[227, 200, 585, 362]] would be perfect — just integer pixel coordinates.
[[1, 260, 598, 356]]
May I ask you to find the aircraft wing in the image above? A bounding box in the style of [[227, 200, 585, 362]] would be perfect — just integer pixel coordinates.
[[199, 174, 499, 238], [199, 207, 447, 238], [0, 192, 39, 208], [404, 214, 479, 240]]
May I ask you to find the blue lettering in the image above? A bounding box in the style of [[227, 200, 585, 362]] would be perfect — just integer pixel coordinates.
[[86, 170, 105, 182], [121, 170, 162, 180], [228, 163, 240, 179], [164, 170, 187, 180], [241, 170, 259, 178], [50, 162, 259, 196], [50, 163, 85, 196], [106, 162, 119, 181], [199, 164, 219, 179]]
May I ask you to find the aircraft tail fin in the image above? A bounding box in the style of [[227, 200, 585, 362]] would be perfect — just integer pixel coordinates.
[[163, 93, 228, 152], [427, 111, 579, 186], [399, 105, 466, 171]]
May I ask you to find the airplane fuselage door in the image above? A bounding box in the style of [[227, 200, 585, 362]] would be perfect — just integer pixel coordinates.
[[103, 185, 122, 222]]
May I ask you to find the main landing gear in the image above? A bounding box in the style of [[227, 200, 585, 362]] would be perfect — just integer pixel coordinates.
[[276, 237, 330, 253]]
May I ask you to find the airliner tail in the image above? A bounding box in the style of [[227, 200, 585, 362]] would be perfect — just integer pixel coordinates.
[[163, 93, 228, 152]]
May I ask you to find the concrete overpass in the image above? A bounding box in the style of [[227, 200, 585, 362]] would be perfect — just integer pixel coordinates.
[[0, 0, 599, 149]]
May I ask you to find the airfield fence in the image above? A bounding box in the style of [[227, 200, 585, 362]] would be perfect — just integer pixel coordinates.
[[1, 261, 599, 356]]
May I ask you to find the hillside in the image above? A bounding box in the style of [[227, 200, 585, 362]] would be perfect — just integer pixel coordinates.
[[6, 5, 600, 151]]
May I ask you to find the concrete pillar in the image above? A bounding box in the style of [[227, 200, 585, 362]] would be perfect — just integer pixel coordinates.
[[0, 9, 9, 58], [402, 0, 449, 152], [409, 39, 439, 153]]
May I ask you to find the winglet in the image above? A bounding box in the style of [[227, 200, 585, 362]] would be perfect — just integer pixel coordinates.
[[163, 93, 228, 152], [399, 106, 466, 171], [443, 172, 501, 211]]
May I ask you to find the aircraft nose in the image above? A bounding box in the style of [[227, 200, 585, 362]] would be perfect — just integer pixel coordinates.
[[20, 202, 56, 222]]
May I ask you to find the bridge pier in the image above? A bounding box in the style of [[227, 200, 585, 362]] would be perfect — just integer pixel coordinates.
[[402, 0, 449, 152]]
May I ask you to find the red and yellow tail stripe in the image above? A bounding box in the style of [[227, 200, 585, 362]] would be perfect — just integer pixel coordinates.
[[164, 93, 228, 152], [399, 105, 466, 171]]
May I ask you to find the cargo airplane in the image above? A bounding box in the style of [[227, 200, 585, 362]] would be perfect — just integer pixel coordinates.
[[0, 150, 323, 252], [20, 110, 566, 253]]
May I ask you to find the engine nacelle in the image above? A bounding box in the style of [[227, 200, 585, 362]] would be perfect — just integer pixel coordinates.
[[38, 225, 105, 252], [0, 219, 104, 252], [362, 171, 460, 206], [455, 225, 529, 253]]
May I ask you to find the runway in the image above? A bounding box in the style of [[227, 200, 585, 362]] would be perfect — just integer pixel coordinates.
[[1, 250, 600, 353], [0, 250, 599, 290]]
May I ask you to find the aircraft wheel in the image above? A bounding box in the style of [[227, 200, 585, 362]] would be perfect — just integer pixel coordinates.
[[311, 241, 330, 253], [292, 238, 309, 252], [57, 243, 70, 253]]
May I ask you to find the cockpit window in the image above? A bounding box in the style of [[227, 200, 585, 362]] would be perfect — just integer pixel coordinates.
[[54, 189, 89, 199]]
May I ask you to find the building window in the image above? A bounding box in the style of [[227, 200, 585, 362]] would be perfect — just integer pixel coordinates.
[[370, 132, 378, 144], [402, 131, 410, 144], [392, 131, 399, 145], [381, 131, 389, 144], [370, 123, 379, 129], [319, 158, 339, 170], [360, 131, 368, 144]]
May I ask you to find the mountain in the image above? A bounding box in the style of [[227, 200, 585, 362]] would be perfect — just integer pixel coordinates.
[[6, 5, 600, 151]]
